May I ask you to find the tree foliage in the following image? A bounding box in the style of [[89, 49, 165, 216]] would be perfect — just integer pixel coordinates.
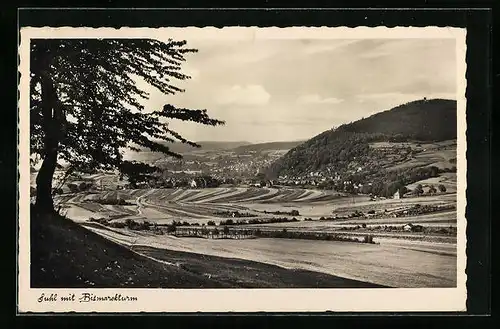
[[414, 184, 424, 195], [30, 38, 224, 212]]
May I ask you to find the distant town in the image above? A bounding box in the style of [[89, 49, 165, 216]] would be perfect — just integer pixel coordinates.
[[36, 137, 455, 204]]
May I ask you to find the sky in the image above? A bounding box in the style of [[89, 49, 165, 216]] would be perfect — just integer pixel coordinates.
[[135, 32, 457, 144]]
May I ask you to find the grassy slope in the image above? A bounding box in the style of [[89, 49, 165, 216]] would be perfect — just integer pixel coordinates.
[[30, 211, 384, 288], [131, 245, 385, 288], [31, 211, 225, 288]]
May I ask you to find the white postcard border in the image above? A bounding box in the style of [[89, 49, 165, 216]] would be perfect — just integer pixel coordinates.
[[18, 26, 467, 313]]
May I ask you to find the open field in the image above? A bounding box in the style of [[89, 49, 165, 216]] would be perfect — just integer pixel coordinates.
[[53, 184, 458, 288], [80, 223, 457, 288], [58, 187, 456, 223], [249, 211, 457, 230], [58, 188, 458, 238], [372, 140, 457, 172], [406, 173, 457, 193]]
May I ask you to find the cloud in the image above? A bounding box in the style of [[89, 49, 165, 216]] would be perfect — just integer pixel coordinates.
[[297, 94, 344, 105], [357, 51, 390, 59], [234, 47, 280, 64], [183, 66, 200, 80], [134, 35, 457, 143], [302, 40, 360, 55], [214, 84, 271, 106]]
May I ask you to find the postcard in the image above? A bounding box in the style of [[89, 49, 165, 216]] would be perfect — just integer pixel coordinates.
[[18, 26, 467, 313]]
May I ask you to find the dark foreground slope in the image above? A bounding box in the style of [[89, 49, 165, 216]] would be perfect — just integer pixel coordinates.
[[30, 211, 224, 288], [30, 211, 384, 288]]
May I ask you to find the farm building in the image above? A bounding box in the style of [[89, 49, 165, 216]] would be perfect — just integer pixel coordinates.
[[403, 223, 424, 232], [403, 223, 413, 231], [135, 182, 149, 189]]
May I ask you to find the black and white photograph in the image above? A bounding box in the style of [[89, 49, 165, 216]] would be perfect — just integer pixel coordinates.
[[18, 26, 467, 312]]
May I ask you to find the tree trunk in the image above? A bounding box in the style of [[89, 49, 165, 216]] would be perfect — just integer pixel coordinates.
[[35, 73, 64, 214], [35, 149, 58, 213]]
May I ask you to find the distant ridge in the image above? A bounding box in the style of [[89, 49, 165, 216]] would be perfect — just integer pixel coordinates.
[[232, 140, 305, 153], [124, 140, 301, 163], [167, 141, 252, 154]]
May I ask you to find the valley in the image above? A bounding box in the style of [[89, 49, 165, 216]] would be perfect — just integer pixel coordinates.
[[31, 98, 461, 289]]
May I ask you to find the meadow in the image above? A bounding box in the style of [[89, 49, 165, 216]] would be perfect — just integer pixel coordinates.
[[81, 222, 457, 288]]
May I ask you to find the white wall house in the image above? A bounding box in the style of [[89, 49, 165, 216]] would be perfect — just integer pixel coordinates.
[[393, 190, 400, 199]]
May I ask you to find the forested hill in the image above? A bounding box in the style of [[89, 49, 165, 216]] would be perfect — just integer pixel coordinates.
[[265, 98, 457, 181], [335, 98, 457, 140]]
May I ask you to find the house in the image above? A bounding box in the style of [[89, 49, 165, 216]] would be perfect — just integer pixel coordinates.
[[403, 223, 413, 232], [393, 190, 401, 199], [403, 223, 424, 232], [190, 179, 198, 188], [136, 182, 148, 189]]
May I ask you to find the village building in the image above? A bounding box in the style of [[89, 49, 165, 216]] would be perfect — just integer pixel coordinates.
[[393, 190, 401, 199], [403, 223, 413, 232], [403, 223, 424, 232]]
